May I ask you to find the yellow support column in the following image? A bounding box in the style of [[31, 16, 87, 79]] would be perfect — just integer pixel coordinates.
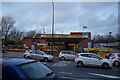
[[53, 43, 55, 49], [77, 44, 78, 48]]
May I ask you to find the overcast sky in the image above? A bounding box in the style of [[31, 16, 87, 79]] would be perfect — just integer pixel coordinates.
[[2, 2, 118, 36]]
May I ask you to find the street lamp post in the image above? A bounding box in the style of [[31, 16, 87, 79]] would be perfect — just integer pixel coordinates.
[[109, 32, 112, 43], [2, 30, 7, 48], [52, 0, 54, 55]]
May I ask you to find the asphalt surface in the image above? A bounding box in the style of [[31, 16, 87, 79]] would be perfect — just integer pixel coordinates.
[[2, 51, 120, 80]]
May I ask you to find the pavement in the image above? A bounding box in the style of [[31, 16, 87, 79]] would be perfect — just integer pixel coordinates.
[[2, 51, 120, 80]]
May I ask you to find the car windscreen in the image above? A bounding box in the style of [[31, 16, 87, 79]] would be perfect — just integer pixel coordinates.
[[118, 54, 120, 57], [2, 66, 22, 80], [17, 61, 53, 79], [25, 50, 29, 53], [80, 54, 88, 57], [73, 52, 77, 55], [41, 51, 47, 55], [106, 53, 112, 57], [110, 54, 115, 57]]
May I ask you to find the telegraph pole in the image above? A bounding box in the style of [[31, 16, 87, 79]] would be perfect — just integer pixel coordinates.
[[43, 26, 45, 34], [52, 0, 54, 55]]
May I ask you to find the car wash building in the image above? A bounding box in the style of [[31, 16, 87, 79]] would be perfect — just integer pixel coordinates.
[[22, 32, 91, 52]]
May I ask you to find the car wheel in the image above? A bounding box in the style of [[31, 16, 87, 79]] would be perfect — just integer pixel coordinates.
[[27, 56, 31, 59], [113, 61, 119, 67], [61, 57, 65, 61], [102, 63, 109, 69], [23, 55, 26, 58], [44, 57, 48, 62], [77, 61, 83, 67]]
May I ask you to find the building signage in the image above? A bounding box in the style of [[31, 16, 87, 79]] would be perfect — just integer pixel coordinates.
[[88, 42, 91, 48], [31, 45, 35, 50], [37, 43, 47, 45], [82, 33, 88, 35], [41, 34, 88, 38], [82, 33, 88, 38], [68, 43, 75, 46]]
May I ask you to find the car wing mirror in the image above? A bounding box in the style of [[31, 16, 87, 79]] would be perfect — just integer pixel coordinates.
[[98, 58, 102, 60], [106, 56, 110, 59], [70, 53, 73, 55], [73, 54, 77, 55]]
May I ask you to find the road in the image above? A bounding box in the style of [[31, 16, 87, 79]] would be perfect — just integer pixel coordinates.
[[2, 51, 120, 80]]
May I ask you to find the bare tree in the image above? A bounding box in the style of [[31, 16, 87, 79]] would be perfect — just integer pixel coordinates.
[[92, 34, 102, 43], [8, 28, 23, 42], [116, 33, 120, 42], [2, 16, 15, 46], [26, 30, 36, 37], [93, 34, 116, 43], [107, 34, 116, 43]]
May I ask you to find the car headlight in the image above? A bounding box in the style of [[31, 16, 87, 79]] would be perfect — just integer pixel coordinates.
[[50, 56, 53, 58]]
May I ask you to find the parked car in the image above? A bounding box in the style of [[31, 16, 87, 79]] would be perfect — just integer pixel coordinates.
[[105, 53, 112, 59], [105, 53, 120, 67], [2, 58, 57, 80], [59, 50, 77, 60], [75, 53, 112, 69], [23, 50, 54, 61]]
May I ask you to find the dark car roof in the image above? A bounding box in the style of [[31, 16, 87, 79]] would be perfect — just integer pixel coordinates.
[[1, 58, 37, 66]]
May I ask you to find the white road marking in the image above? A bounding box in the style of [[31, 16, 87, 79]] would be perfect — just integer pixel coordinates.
[[60, 77, 93, 80], [60, 77, 79, 80], [59, 72, 72, 74], [42, 62, 47, 64], [89, 73, 120, 79], [52, 61, 71, 67]]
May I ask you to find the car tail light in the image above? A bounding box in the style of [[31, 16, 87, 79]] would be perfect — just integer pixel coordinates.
[[107, 56, 110, 59], [112, 56, 115, 59], [2, 65, 7, 67], [76, 55, 79, 58]]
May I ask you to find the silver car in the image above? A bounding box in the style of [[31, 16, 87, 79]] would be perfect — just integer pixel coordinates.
[[75, 53, 112, 69], [105, 53, 120, 67], [59, 50, 77, 60], [23, 50, 54, 61]]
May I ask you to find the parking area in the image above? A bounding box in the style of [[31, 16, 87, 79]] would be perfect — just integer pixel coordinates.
[[2, 51, 120, 80]]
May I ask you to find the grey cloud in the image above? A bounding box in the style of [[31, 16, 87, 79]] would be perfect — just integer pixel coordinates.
[[107, 14, 114, 20], [2, 2, 18, 7], [79, 2, 116, 13], [2, 2, 118, 36]]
